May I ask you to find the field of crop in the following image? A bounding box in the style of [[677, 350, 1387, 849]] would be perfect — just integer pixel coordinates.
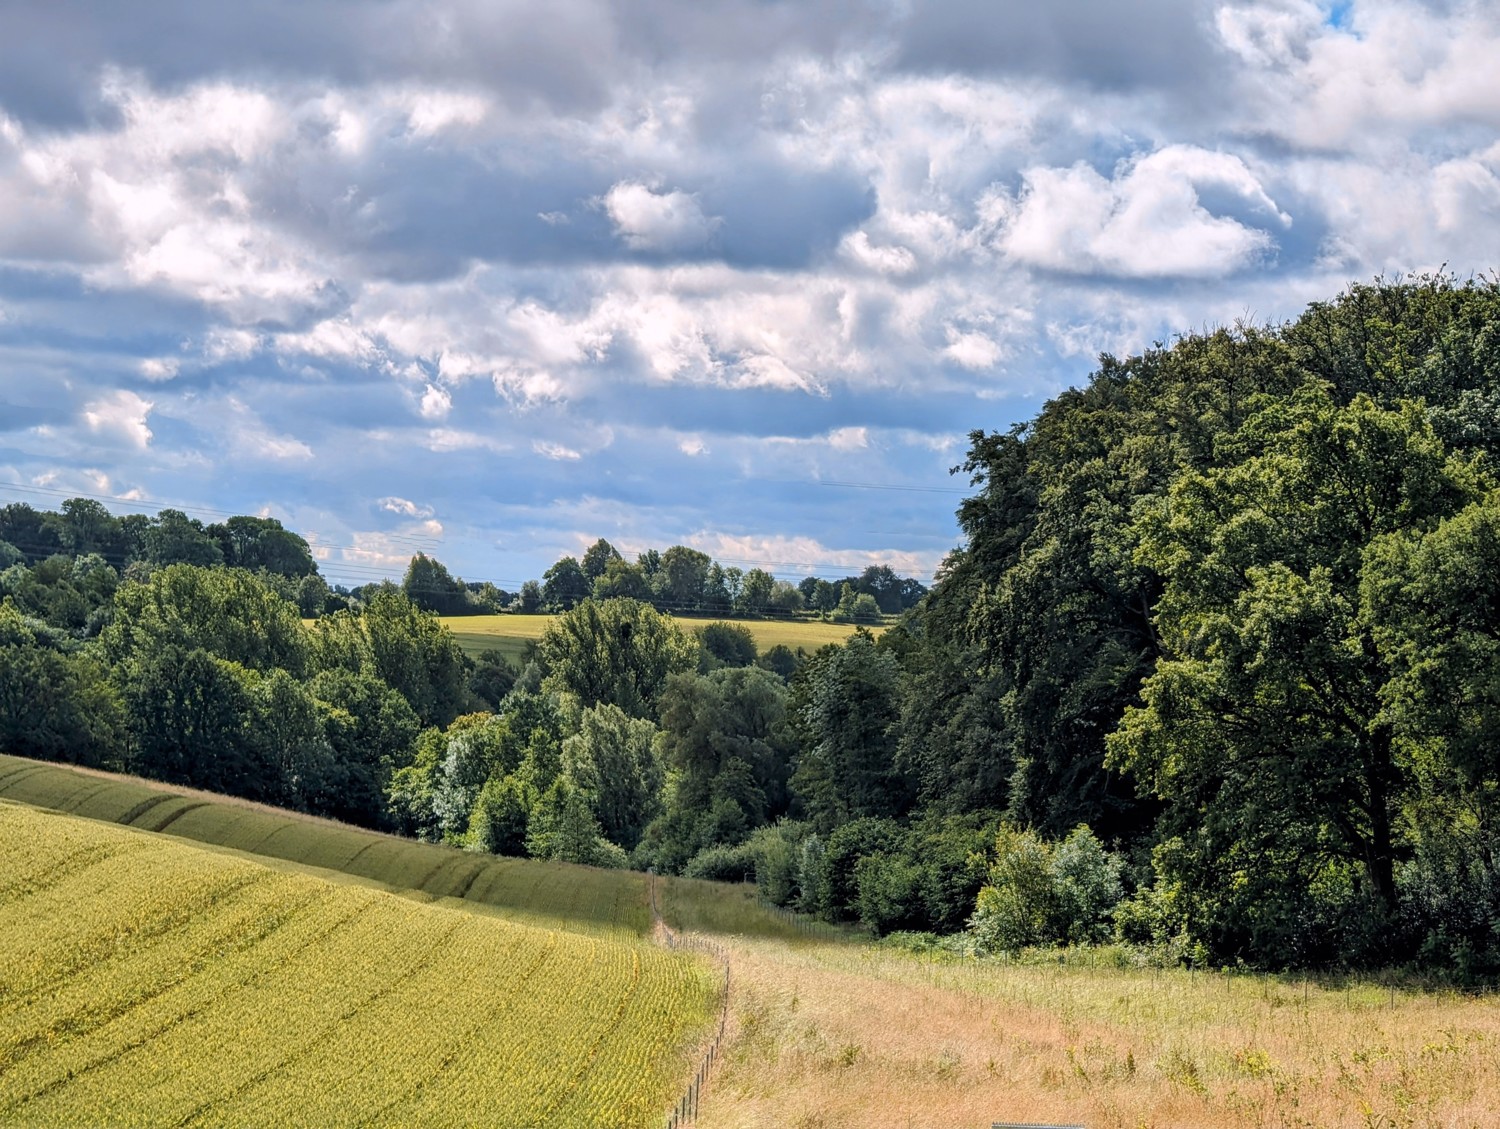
[[437, 613, 880, 664], [0, 755, 649, 937], [0, 801, 718, 1128]]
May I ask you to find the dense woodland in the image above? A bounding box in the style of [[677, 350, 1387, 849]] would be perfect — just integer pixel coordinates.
[[5, 276, 1500, 976]]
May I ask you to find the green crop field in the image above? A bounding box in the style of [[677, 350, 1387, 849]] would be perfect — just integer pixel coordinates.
[[0, 801, 719, 1128], [0, 755, 651, 938], [439, 613, 882, 664]]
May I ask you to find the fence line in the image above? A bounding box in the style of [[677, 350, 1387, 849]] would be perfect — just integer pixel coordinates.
[[652, 874, 731, 1129]]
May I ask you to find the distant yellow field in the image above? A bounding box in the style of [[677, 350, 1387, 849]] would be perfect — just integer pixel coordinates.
[[0, 802, 718, 1128], [439, 613, 880, 663]]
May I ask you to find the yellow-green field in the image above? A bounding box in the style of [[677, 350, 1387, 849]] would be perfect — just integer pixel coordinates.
[[0, 755, 648, 937], [0, 802, 718, 1128], [10, 755, 1497, 1128], [438, 614, 881, 664]]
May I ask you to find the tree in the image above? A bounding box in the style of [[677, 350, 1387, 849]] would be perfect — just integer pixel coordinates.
[[561, 703, 663, 849], [735, 568, 775, 617], [592, 557, 651, 602], [791, 630, 906, 832], [698, 621, 757, 669], [144, 509, 223, 568], [538, 598, 698, 719], [208, 516, 318, 578], [310, 589, 468, 728], [518, 579, 543, 613], [102, 564, 309, 675], [542, 556, 590, 611], [1109, 391, 1485, 964], [402, 553, 468, 616], [309, 666, 421, 827], [581, 538, 622, 580], [656, 546, 712, 612], [0, 600, 123, 767]]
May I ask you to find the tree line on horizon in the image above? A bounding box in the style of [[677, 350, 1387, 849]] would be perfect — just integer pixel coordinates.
[[4, 275, 1500, 976]]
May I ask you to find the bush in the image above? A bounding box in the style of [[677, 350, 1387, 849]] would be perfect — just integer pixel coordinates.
[[683, 842, 758, 883]]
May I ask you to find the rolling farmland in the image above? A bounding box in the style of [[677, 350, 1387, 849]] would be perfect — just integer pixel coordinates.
[[6, 755, 1500, 1127], [0, 801, 718, 1128], [437, 613, 882, 664], [0, 755, 649, 937]]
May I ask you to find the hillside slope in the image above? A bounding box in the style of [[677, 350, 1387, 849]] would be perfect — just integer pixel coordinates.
[[0, 801, 717, 1128]]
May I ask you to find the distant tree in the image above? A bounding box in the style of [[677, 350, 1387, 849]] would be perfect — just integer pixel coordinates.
[[467, 649, 516, 711], [0, 503, 60, 564], [102, 564, 309, 675], [541, 556, 590, 611], [735, 568, 775, 617], [0, 600, 124, 767], [207, 516, 318, 578], [698, 621, 757, 669], [402, 553, 468, 616], [580, 538, 622, 580], [538, 598, 698, 719], [592, 557, 651, 602], [144, 509, 223, 569], [756, 643, 802, 681], [656, 546, 712, 612], [309, 666, 421, 827], [768, 581, 804, 614], [517, 579, 543, 613], [561, 703, 663, 849], [47, 498, 122, 561], [791, 630, 906, 832]]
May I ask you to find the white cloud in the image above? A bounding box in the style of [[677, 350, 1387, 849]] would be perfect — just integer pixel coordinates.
[[942, 328, 1002, 370], [218, 397, 314, 461], [83, 390, 154, 448], [679, 436, 708, 457], [683, 530, 942, 583], [380, 496, 434, 518], [603, 181, 720, 251], [138, 356, 179, 381], [533, 440, 582, 460], [840, 230, 917, 275], [826, 426, 869, 451], [419, 383, 452, 420], [999, 146, 1289, 278], [424, 427, 510, 453]]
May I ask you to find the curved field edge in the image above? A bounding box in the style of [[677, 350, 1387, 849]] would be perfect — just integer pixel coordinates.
[[0, 754, 649, 938], [0, 802, 720, 1129], [0, 754, 834, 942]]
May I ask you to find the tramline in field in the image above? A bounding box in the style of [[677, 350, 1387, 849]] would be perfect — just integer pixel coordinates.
[[0, 803, 719, 1128]]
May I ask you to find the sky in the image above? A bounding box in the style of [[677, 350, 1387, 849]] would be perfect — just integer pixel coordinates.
[[2, 0, 1499, 591]]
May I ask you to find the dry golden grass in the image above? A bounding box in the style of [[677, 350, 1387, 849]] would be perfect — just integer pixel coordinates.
[[695, 936, 1500, 1129]]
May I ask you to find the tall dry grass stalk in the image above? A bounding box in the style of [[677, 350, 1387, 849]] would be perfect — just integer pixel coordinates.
[[696, 935, 1500, 1129]]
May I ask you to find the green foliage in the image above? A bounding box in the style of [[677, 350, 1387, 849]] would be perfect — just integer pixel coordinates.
[[539, 598, 698, 719], [968, 825, 1123, 952], [682, 841, 757, 882], [561, 703, 663, 850], [698, 621, 758, 669], [0, 601, 124, 768], [790, 630, 906, 832], [104, 564, 308, 675]]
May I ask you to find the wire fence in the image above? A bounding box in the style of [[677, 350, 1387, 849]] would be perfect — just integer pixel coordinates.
[[651, 874, 731, 1129]]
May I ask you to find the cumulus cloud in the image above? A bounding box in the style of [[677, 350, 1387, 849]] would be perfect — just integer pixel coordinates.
[[83, 390, 154, 448], [603, 182, 721, 251], [4, 0, 1500, 590], [998, 146, 1290, 278], [419, 383, 452, 420], [380, 496, 434, 518]]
